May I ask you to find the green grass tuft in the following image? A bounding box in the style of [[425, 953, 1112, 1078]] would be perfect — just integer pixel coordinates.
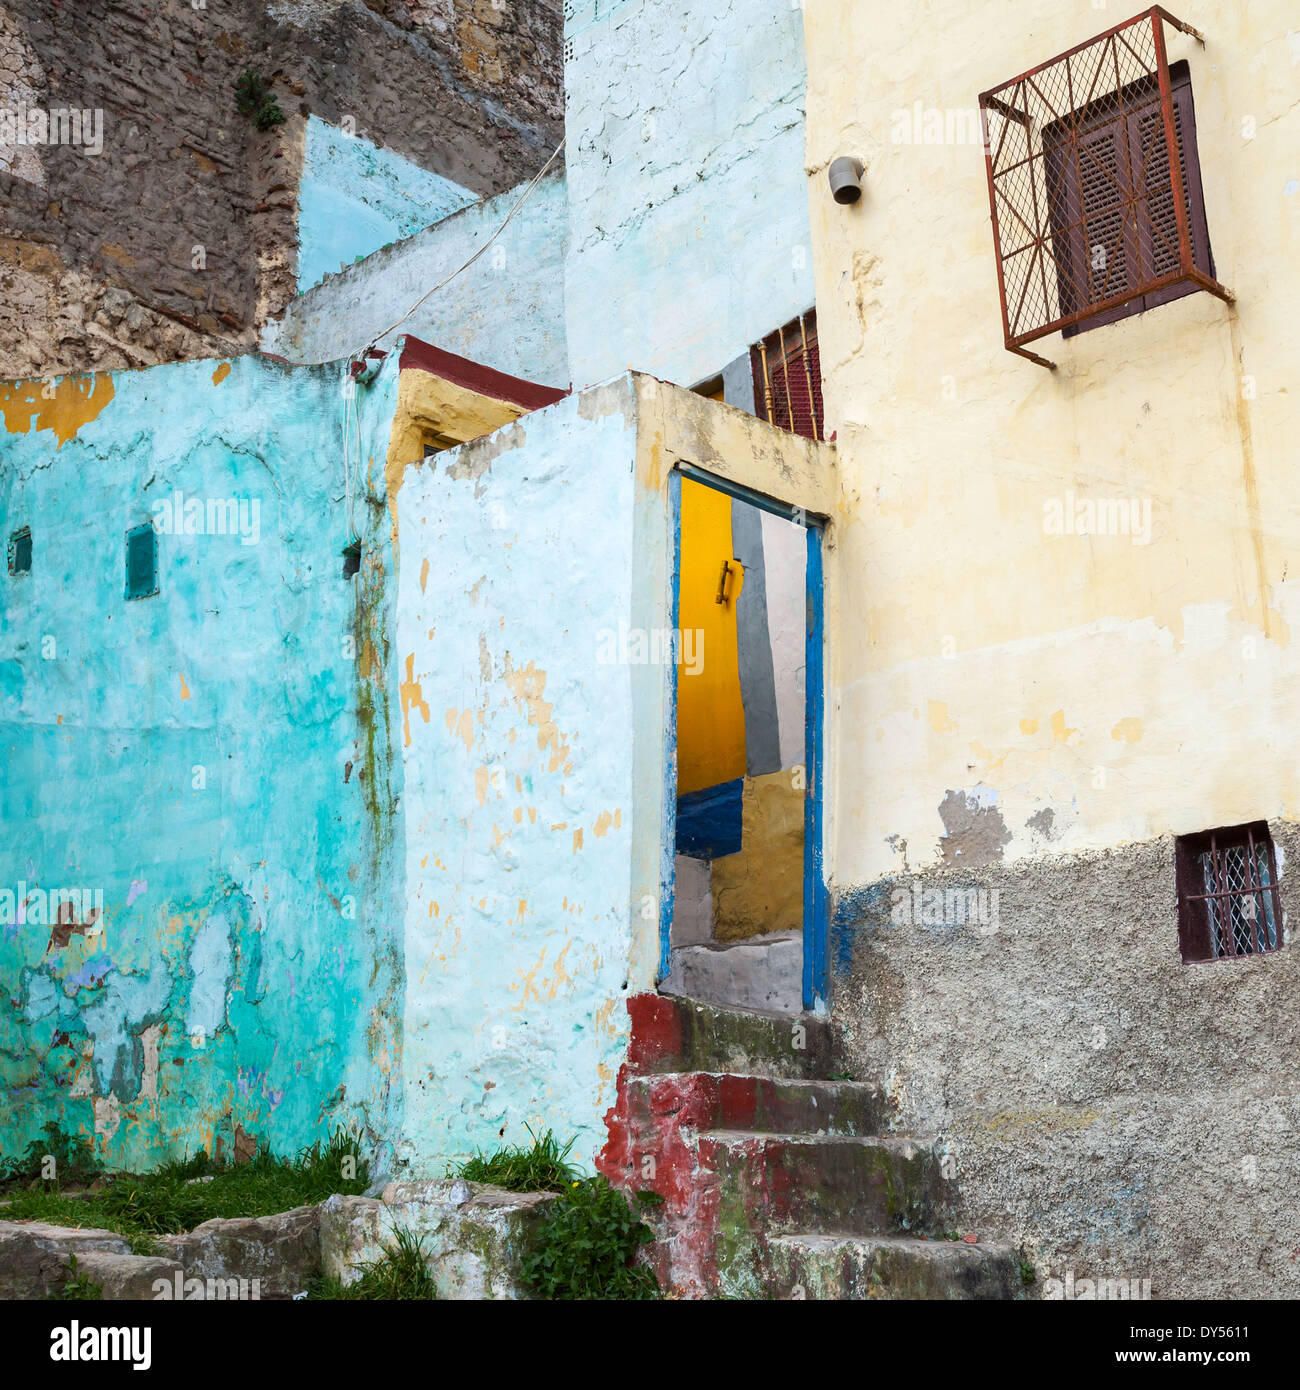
[[454, 1126, 579, 1194], [308, 1229, 437, 1300], [0, 1128, 368, 1243]]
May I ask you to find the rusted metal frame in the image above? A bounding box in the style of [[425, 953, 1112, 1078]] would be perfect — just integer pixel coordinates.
[[1008, 343, 1058, 369], [1008, 264, 1200, 346], [1244, 826, 1266, 954], [1007, 247, 1037, 338], [1024, 72, 1064, 126], [1077, 43, 1110, 112], [798, 315, 819, 442], [1074, 120, 1135, 305], [1023, 74, 1064, 325], [757, 339, 773, 425], [776, 322, 793, 432], [993, 179, 1042, 257], [1109, 34, 1147, 314], [1118, 94, 1185, 286], [1151, 13, 1195, 279], [1210, 832, 1236, 958], [980, 99, 1027, 362], [1116, 27, 1157, 78], [1061, 51, 1091, 318], [1184, 264, 1235, 303], [1153, 5, 1205, 44], [978, 7, 1163, 97]]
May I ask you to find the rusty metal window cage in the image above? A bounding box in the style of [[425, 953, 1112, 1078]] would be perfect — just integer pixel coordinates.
[[750, 309, 824, 443], [978, 7, 1233, 369], [1174, 823, 1283, 965]]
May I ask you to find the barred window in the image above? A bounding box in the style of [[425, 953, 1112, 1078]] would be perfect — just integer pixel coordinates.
[[1174, 823, 1283, 964], [750, 310, 824, 443], [979, 9, 1232, 368], [1044, 60, 1212, 336]]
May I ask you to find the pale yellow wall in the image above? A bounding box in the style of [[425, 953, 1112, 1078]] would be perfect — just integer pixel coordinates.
[[802, 1, 1300, 884]]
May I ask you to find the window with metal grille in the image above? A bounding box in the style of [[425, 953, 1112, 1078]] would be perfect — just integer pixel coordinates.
[[979, 7, 1233, 368], [1174, 823, 1283, 964], [1044, 60, 1212, 335], [750, 310, 824, 443]]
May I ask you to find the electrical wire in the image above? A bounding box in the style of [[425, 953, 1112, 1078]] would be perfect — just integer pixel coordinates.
[[340, 132, 567, 549], [351, 133, 567, 362]]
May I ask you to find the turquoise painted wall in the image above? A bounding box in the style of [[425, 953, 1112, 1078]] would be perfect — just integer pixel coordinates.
[[297, 116, 477, 294], [0, 353, 407, 1171], [392, 378, 649, 1170], [564, 0, 817, 390]]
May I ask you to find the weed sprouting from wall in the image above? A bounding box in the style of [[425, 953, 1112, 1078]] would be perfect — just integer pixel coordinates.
[[235, 69, 286, 130]]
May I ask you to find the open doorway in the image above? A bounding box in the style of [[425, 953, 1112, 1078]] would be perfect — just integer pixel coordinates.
[[661, 466, 825, 1014]]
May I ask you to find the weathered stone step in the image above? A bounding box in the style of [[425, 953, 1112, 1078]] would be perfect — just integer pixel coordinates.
[[765, 1232, 1023, 1300], [627, 992, 839, 1079], [620, 1072, 887, 1138], [698, 1131, 943, 1237], [662, 933, 802, 1014]]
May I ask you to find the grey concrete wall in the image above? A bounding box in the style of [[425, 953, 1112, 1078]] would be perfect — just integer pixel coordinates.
[[830, 824, 1300, 1298]]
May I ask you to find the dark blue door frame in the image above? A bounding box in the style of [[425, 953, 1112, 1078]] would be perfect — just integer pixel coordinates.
[[662, 462, 829, 1012]]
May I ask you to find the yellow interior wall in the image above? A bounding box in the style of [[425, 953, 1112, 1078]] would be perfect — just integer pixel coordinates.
[[712, 771, 805, 940], [677, 476, 746, 796]]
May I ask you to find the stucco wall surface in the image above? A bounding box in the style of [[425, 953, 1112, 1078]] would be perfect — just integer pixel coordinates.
[[0, 352, 406, 1170], [803, 0, 1300, 1296], [265, 169, 569, 388], [563, 0, 816, 391], [803, 0, 1300, 881], [296, 116, 477, 293], [391, 379, 647, 1170], [834, 829, 1300, 1298]]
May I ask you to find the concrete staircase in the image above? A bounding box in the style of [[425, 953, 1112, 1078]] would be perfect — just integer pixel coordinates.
[[598, 993, 1022, 1300]]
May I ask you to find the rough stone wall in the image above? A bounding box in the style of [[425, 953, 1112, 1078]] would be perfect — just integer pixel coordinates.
[[0, 0, 562, 378], [832, 826, 1300, 1299]]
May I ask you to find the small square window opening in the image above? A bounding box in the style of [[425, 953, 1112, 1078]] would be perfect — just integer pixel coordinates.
[[8, 527, 32, 576], [1175, 822, 1283, 964], [125, 523, 159, 600]]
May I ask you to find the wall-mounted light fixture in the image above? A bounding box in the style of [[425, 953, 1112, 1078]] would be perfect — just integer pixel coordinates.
[[828, 157, 864, 205]]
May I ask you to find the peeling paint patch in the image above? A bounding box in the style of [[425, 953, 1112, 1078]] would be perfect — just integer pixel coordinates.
[[937, 787, 1012, 867], [0, 373, 115, 445], [400, 654, 431, 747]]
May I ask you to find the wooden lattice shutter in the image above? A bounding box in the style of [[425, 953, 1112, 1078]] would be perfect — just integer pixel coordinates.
[[1044, 60, 1212, 336], [1130, 72, 1213, 309]]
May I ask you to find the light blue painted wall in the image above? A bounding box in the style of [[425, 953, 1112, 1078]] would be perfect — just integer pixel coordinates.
[[392, 379, 649, 1170], [297, 116, 478, 294], [563, 0, 817, 391], [269, 169, 570, 390], [0, 354, 407, 1170]]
